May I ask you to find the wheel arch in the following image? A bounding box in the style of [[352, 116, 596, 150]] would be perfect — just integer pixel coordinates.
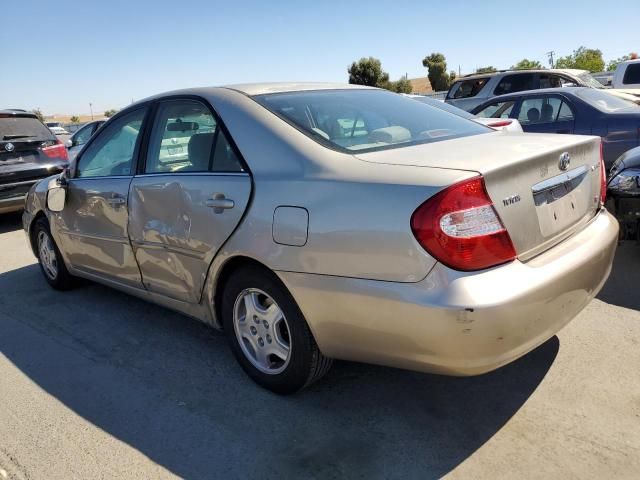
[[28, 211, 48, 257]]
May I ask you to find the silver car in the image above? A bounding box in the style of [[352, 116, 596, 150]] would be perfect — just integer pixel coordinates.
[[22, 83, 618, 393]]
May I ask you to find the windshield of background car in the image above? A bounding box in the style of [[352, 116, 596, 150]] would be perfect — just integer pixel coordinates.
[[0, 115, 55, 141], [255, 89, 489, 153], [577, 72, 605, 89], [575, 88, 640, 112]]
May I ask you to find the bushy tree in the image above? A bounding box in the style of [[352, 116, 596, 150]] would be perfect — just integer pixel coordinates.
[[389, 77, 413, 94], [32, 108, 44, 122], [511, 59, 543, 70], [104, 109, 118, 118], [348, 57, 389, 87], [70, 115, 80, 124], [422, 53, 451, 91], [476, 66, 497, 74], [556, 47, 605, 72]]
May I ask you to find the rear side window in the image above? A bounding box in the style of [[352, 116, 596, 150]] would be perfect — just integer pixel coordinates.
[[494, 74, 535, 96], [0, 115, 54, 141], [517, 97, 574, 124], [623, 64, 640, 85], [255, 89, 488, 153], [475, 101, 516, 118], [145, 99, 244, 174], [448, 78, 489, 99]]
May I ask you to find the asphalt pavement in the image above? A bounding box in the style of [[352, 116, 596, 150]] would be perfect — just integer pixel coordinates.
[[0, 212, 638, 479]]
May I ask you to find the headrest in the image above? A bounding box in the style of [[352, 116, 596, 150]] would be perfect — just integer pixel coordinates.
[[369, 126, 411, 144]]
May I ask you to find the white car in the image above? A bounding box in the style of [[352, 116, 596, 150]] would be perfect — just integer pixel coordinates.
[[408, 95, 523, 132], [612, 59, 640, 90], [49, 126, 70, 135]]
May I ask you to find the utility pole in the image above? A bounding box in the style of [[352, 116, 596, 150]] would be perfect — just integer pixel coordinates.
[[547, 51, 555, 69], [89, 102, 94, 121]]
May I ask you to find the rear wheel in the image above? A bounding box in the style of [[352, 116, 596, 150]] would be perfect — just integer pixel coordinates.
[[33, 218, 73, 290], [222, 265, 332, 394]]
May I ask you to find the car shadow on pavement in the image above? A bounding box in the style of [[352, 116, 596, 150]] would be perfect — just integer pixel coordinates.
[[0, 212, 23, 234], [0, 264, 558, 480], [597, 242, 640, 311]]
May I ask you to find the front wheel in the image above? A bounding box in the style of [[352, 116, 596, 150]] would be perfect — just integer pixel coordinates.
[[222, 266, 332, 394], [33, 218, 73, 290]]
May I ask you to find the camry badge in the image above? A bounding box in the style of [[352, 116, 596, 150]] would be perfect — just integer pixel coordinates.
[[559, 152, 571, 171], [4, 142, 15, 152]]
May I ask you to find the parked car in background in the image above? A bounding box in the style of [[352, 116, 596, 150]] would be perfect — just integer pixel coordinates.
[[23, 84, 617, 393], [446, 69, 608, 112], [607, 146, 640, 240], [64, 120, 105, 161], [49, 126, 70, 135], [592, 71, 614, 87], [409, 95, 523, 131], [45, 121, 62, 128], [471, 87, 640, 168], [0, 110, 68, 213], [612, 59, 640, 90]]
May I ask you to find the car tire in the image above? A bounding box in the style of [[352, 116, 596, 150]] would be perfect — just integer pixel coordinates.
[[33, 217, 73, 290], [222, 265, 332, 394]]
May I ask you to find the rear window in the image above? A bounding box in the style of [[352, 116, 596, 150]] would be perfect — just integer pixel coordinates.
[[255, 89, 489, 153], [447, 78, 489, 99], [0, 115, 54, 141], [494, 74, 535, 96], [623, 64, 640, 85], [574, 88, 640, 112]]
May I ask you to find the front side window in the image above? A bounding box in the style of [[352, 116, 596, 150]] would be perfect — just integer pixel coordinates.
[[494, 74, 535, 96], [623, 64, 640, 85], [145, 100, 243, 173], [517, 97, 572, 124], [448, 78, 489, 99], [255, 89, 489, 153], [76, 108, 146, 178], [475, 101, 516, 118]]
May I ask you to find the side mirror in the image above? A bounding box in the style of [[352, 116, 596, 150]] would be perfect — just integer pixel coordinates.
[[64, 138, 72, 148], [46, 174, 68, 212]]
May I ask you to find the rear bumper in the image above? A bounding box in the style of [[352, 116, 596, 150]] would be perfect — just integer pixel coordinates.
[[277, 208, 618, 375], [0, 194, 27, 214]]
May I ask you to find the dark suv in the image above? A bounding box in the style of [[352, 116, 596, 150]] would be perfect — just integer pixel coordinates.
[[0, 110, 69, 214]]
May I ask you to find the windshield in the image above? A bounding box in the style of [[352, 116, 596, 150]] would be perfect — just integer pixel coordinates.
[[255, 89, 488, 153], [575, 88, 640, 112], [577, 72, 605, 89], [0, 115, 55, 141]]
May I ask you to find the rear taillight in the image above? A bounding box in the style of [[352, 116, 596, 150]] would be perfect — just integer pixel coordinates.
[[41, 140, 68, 161], [410, 176, 516, 271], [486, 120, 512, 129], [599, 141, 606, 204]]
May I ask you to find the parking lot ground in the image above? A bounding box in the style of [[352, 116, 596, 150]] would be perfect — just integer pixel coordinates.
[[0, 212, 639, 480]]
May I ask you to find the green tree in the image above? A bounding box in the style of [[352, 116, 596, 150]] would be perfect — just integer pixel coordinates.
[[70, 115, 80, 124], [347, 57, 389, 87], [389, 76, 413, 94], [555, 46, 605, 72], [449, 71, 457, 82], [476, 66, 497, 74], [104, 109, 118, 118], [422, 53, 451, 91], [32, 108, 44, 122], [511, 58, 543, 70]]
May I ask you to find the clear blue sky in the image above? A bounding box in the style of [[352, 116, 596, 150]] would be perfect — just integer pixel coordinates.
[[2, 0, 638, 115]]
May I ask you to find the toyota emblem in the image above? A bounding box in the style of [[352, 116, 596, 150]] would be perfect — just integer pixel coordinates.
[[558, 152, 570, 171], [4, 142, 15, 152]]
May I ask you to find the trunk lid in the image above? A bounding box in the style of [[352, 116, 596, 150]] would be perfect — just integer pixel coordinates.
[[355, 131, 602, 260]]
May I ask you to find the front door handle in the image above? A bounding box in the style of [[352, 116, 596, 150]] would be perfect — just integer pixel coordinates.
[[206, 194, 234, 213]]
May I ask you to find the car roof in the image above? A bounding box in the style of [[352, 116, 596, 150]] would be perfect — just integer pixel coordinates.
[[0, 109, 37, 118], [458, 69, 588, 81], [222, 82, 376, 96]]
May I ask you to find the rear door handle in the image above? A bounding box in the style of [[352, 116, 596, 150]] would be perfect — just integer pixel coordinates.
[[107, 196, 126, 206], [206, 194, 234, 213]]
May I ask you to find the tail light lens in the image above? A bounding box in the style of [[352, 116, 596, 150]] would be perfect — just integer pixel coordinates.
[[41, 140, 68, 161], [599, 141, 606, 204], [411, 176, 516, 271], [486, 120, 512, 129]]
